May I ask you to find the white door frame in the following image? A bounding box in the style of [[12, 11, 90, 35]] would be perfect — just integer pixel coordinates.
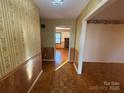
[[54, 26, 72, 62], [77, 0, 118, 74]]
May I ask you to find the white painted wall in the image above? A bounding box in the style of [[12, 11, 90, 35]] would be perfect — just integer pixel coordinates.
[[41, 19, 76, 48], [61, 32, 70, 42], [84, 24, 124, 63]]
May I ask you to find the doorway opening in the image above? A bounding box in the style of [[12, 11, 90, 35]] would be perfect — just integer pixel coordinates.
[[55, 26, 71, 69]]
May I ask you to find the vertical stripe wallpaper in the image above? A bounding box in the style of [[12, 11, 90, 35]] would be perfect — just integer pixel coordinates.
[[0, 0, 41, 78]]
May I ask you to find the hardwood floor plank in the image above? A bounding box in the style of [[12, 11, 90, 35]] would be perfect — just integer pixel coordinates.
[[30, 62, 124, 93]]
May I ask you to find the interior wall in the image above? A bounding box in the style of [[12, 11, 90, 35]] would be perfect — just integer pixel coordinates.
[[61, 32, 70, 42], [0, 0, 41, 78], [41, 19, 76, 60], [41, 19, 76, 48], [75, 0, 102, 51], [84, 24, 124, 63], [74, 0, 102, 68]]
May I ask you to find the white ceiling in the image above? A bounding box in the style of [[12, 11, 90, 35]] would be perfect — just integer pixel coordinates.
[[33, 0, 90, 19], [92, 0, 124, 20]]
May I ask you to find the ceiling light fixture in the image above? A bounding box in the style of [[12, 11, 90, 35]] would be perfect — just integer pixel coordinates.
[[56, 27, 71, 30], [52, 0, 64, 7]]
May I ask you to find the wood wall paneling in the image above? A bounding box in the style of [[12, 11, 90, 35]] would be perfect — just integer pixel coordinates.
[[42, 47, 54, 60], [70, 48, 75, 62], [74, 49, 79, 67], [0, 0, 42, 92], [70, 48, 79, 67], [0, 53, 42, 93]]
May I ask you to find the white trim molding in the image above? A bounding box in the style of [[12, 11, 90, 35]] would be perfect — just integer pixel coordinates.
[[77, 0, 112, 74], [73, 63, 78, 73], [27, 70, 43, 93]]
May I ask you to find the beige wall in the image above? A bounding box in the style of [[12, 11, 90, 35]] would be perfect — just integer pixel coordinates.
[[0, 0, 41, 78], [61, 32, 70, 42], [56, 31, 70, 48], [56, 31, 70, 42], [41, 19, 76, 48], [85, 24, 124, 63], [73, 0, 102, 69]]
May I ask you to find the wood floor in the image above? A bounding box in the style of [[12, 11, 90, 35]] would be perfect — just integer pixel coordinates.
[[30, 62, 124, 93], [55, 48, 68, 68]]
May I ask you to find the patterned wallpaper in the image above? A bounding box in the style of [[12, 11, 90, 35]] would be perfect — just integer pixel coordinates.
[[0, 0, 41, 78]]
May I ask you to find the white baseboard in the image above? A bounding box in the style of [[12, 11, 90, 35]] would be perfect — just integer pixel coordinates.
[[55, 60, 68, 71], [73, 63, 78, 74], [27, 70, 43, 93]]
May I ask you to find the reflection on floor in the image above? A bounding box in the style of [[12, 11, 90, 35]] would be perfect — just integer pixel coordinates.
[[55, 48, 68, 68], [30, 62, 124, 93]]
